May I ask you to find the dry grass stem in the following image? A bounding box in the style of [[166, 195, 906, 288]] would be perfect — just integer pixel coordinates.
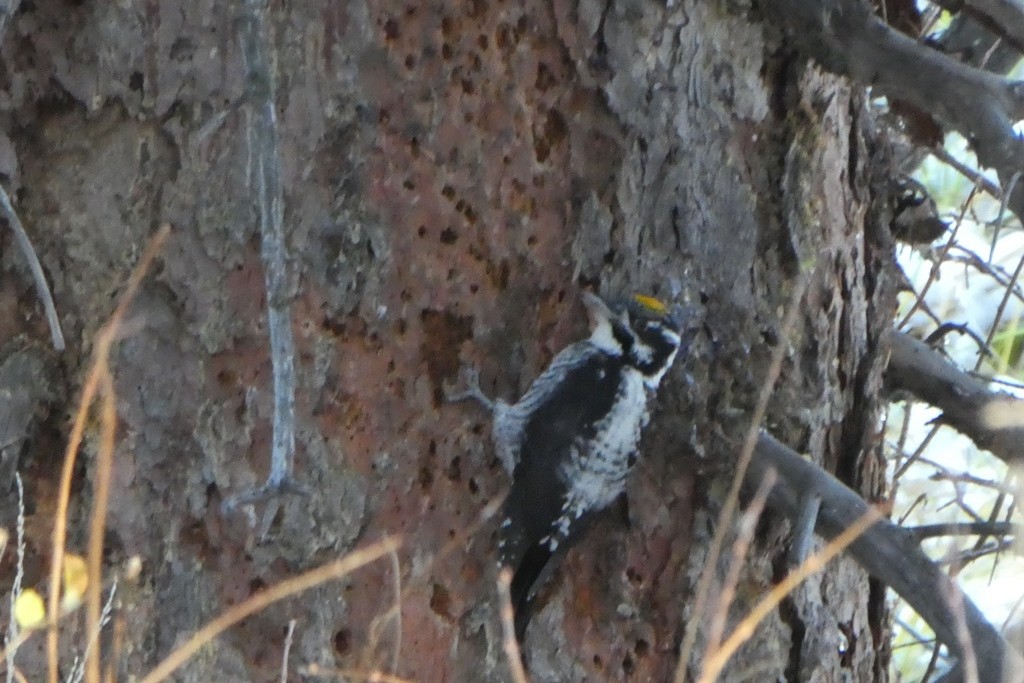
[[279, 619, 296, 683], [137, 535, 401, 683], [497, 568, 529, 683], [388, 546, 402, 673], [361, 549, 404, 675], [47, 224, 171, 683], [84, 370, 117, 683], [105, 614, 124, 683], [703, 469, 777, 660], [675, 269, 812, 683], [697, 505, 884, 683]]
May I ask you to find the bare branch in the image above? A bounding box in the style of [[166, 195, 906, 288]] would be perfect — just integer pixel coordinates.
[[749, 432, 1024, 682], [885, 331, 1024, 465], [929, 0, 1024, 57], [906, 521, 1017, 540], [763, 0, 1024, 222], [929, 147, 1003, 201]]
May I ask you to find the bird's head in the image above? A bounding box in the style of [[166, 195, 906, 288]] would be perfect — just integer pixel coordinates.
[[582, 292, 685, 389]]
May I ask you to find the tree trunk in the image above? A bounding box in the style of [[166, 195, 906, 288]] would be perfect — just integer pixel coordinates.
[[0, 0, 895, 680]]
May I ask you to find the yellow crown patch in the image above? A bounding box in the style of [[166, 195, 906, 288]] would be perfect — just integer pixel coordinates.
[[633, 294, 668, 315]]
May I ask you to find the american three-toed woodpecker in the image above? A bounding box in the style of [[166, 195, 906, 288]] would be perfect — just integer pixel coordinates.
[[450, 292, 688, 644]]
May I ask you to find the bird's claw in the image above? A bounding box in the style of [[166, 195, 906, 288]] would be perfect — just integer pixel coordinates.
[[445, 365, 495, 412]]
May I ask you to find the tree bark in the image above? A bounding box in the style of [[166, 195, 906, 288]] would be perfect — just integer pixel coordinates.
[[0, 0, 897, 680]]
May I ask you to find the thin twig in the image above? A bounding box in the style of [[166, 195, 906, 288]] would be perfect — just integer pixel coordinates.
[[939, 540, 1015, 566], [906, 521, 1016, 540], [987, 170, 1022, 263], [0, 183, 64, 350], [929, 147, 1003, 201]]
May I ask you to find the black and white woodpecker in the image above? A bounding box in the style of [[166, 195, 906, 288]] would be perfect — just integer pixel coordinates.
[[449, 292, 690, 645]]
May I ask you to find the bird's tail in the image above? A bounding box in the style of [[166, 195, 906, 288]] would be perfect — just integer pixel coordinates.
[[507, 540, 553, 642]]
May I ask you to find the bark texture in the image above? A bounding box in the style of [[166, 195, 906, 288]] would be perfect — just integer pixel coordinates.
[[0, 0, 896, 680]]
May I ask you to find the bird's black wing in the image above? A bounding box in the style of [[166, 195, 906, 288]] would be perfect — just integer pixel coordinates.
[[498, 343, 625, 639]]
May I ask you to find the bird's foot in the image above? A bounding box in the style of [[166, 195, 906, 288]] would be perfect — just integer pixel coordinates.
[[444, 365, 496, 412]]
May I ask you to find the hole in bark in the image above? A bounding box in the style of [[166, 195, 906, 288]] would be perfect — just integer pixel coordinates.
[[536, 63, 556, 92], [441, 15, 456, 37], [430, 583, 452, 619], [418, 465, 434, 491], [333, 628, 351, 655], [626, 567, 644, 585], [445, 455, 462, 482], [495, 23, 511, 49]]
